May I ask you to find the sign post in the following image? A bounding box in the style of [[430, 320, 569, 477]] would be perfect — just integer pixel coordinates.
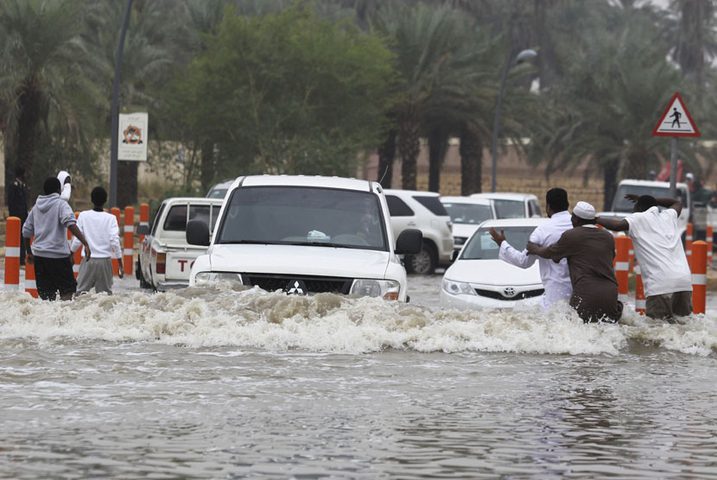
[[652, 92, 700, 198]]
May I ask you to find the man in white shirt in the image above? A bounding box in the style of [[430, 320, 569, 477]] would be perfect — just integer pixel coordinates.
[[488, 188, 573, 308], [596, 194, 692, 320], [71, 187, 124, 294]]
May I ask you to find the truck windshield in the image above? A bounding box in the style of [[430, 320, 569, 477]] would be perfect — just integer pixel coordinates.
[[443, 203, 492, 225], [216, 186, 388, 251], [612, 185, 688, 212], [493, 200, 525, 219], [461, 226, 536, 260]]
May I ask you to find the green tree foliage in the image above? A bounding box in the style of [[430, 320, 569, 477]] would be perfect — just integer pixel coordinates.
[[529, 2, 683, 209], [0, 0, 105, 195], [172, 5, 394, 186]]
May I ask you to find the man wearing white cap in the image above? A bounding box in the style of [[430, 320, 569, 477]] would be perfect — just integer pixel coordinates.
[[597, 194, 691, 320], [528, 201, 622, 322]]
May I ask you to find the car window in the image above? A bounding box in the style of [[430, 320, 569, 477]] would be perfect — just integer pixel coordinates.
[[163, 205, 188, 231], [189, 204, 210, 230], [461, 226, 536, 260], [529, 200, 542, 217], [217, 186, 388, 251], [207, 188, 227, 199], [493, 199, 526, 219], [386, 195, 414, 217], [150, 203, 166, 236], [612, 185, 688, 212], [413, 196, 449, 216], [443, 203, 493, 224]]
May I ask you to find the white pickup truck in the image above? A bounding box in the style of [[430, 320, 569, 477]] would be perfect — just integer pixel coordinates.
[[137, 197, 224, 290], [598, 179, 691, 238]]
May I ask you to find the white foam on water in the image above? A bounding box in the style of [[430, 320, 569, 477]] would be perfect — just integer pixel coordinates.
[[0, 289, 715, 356]]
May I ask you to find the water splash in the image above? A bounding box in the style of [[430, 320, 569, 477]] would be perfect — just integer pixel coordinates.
[[0, 289, 715, 356]]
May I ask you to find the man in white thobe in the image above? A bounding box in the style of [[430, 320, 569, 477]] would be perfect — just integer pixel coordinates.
[[489, 188, 573, 308]]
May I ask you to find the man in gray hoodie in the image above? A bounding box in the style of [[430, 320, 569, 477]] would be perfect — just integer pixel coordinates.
[[22, 177, 91, 300]]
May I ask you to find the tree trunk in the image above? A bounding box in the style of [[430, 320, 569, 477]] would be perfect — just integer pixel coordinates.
[[377, 130, 396, 188], [398, 111, 420, 190], [622, 149, 647, 180], [602, 158, 619, 211], [428, 128, 448, 193], [200, 142, 215, 192], [117, 161, 138, 208], [16, 79, 42, 191], [460, 126, 483, 195]]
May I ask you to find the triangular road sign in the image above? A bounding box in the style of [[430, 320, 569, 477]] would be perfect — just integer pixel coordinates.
[[652, 92, 700, 137]]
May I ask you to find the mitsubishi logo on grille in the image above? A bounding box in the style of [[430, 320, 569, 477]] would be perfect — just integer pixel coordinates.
[[285, 280, 307, 295], [503, 287, 516, 298]]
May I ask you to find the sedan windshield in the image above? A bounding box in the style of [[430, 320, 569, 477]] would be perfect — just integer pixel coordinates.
[[461, 226, 537, 260], [216, 186, 387, 251], [443, 203, 493, 225], [493, 200, 525, 219]]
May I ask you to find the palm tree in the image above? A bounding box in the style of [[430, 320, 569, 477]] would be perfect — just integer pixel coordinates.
[[84, 0, 188, 206], [0, 0, 104, 194], [373, 3, 484, 190], [532, 2, 684, 209]]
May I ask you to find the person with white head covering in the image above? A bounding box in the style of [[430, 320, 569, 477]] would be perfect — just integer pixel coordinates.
[[527, 201, 623, 323], [57, 170, 72, 202]]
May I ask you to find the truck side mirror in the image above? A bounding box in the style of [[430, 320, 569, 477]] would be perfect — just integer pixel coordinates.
[[186, 219, 210, 246], [136, 224, 150, 236], [395, 229, 422, 255]]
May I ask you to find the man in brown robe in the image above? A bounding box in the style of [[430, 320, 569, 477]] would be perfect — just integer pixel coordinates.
[[527, 201, 623, 323]]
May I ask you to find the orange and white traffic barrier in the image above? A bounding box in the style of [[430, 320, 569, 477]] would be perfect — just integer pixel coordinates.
[[627, 237, 635, 273], [4, 217, 21, 291], [123, 206, 135, 276], [111, 207, 121, 276], [139, 203, 150, 244], [707, 225, 713, 268], [24, 238, 38, 298], [685, 223, 693, 268], [691, 240, 708, 314], [615, 236, 630, 303], [634, 261, 645, 315]]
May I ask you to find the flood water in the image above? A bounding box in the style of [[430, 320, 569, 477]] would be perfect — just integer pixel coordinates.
[[1, 275, 716, 479]]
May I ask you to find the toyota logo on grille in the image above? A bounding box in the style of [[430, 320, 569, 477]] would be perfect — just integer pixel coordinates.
[[503, 287, 516, 298]]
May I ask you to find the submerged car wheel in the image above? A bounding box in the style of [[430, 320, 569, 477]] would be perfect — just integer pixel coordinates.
[[137, 260, 152, 289], [405, 241, 437, 275]]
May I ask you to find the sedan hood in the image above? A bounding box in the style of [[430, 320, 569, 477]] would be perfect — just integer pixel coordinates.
[[208, 244, 391, 279], [445, 259, 541, 286]]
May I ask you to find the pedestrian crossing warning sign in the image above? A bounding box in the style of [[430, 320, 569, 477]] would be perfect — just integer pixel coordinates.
[[652, 92, 700, 137]]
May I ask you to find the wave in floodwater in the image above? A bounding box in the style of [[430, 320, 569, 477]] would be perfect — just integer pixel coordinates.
[[0, 288, 715, 356]]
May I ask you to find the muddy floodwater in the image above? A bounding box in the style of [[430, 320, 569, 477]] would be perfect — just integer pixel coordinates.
[[1, 275, 716, 479]]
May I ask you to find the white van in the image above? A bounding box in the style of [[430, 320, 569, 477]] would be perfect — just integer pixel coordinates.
[[186, 175, 422, 301]]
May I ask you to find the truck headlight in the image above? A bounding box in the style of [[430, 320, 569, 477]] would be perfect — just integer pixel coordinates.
[[350, 279, 401, 300], [194, 272, 243, 286], [442, 278, 475, 296]]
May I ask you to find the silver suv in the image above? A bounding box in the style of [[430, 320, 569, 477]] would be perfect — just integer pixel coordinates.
[[384, 189, 454, 274]]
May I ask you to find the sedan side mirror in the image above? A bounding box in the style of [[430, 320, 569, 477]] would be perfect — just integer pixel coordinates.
[[395, 229, 422, 255], [186, 219, 210, 246]]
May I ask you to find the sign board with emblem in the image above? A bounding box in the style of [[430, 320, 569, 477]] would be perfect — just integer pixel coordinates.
[[118, 112, 148, 161]]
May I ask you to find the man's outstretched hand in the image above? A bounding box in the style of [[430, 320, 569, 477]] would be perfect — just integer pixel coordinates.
[[489, 227, 506, 246], [625, 194, 639, 203]]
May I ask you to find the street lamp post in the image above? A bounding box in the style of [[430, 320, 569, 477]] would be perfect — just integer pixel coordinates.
[[490, 48, 538, 193], [109, 0, 134, 208]]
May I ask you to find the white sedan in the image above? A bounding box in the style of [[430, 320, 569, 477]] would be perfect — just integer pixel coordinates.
[[441, 218, 546, 309]]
